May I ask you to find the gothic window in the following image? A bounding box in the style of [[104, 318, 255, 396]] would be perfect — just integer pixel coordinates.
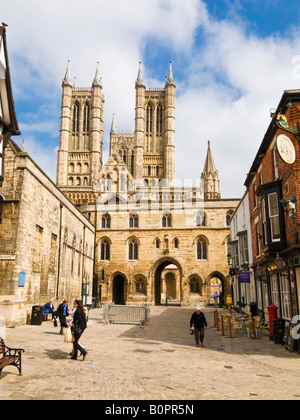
[[162, 213, 172, 228], [102, 214, 111, 229], [106, 175, 111, 191], [129, 239, 138, 260], [69, 177, 74, 186], [120, 148, 126, 164], [129, 214, 139, 228], [196, 211, 206, 227], [76, 177, 81, 186], [131, 151, 134, 176], [190, 278, 201, 294], [120, 174, 126, 192], [156, 104, 163, 135], [197, 237, 208, 260], [83, 103, 90, 134], [136, 279, 146, 295], [226, 211, 234, 227], [100, 239, 110, 261], [156, 166, 160, 177], [146, 104, 153, 134], [72, 103, 80, 134], [70, 163, 74, 173], [148, 166, 151, 177], [0, 196, 3, 224]]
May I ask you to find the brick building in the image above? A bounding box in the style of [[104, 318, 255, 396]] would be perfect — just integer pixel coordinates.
[[245, 90, 300, 319]]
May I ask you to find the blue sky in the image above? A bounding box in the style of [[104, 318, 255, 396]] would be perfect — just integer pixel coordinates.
[[3, 0, 300, 197]]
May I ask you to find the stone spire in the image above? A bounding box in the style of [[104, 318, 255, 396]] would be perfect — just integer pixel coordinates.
[[136, 62, 145, 87], [93, 62, 102, 87], [201, 141, 221, 200], [166, 61, 175, 86], [62, 60, 72, 86], [110, 114, 116, 134]]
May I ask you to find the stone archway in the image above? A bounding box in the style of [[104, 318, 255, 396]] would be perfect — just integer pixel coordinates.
[[112, 274, 127, 305], [205, 271, 228, 306], [151, 257, 183, 306]]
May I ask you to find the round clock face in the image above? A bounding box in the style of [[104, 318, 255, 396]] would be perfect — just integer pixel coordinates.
[[277, 135, 296, 165]]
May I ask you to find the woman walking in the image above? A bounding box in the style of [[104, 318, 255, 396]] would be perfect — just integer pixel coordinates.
[[69, 300, 88, 361]]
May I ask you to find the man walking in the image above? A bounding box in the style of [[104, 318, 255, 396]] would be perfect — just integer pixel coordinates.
[[190, 306, 208, 347]]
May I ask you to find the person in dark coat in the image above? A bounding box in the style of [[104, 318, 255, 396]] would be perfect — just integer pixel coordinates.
[[190, 306, 208, 347], [57, 299, 69, 335], [69, 300, 88, 361]]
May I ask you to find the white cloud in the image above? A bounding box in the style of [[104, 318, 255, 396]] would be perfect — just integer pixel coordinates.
[[4, 0, 300, 198]]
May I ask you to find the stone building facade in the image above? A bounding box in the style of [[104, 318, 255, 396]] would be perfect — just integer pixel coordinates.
[[56, 62, 240, 307], [0, 140, 95, 326]]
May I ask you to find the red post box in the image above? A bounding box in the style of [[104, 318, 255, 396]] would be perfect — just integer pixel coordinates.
[[267, 304, 278, 340]]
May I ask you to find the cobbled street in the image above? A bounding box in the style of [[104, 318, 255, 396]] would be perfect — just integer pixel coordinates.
[[1, 307, 300, 401]]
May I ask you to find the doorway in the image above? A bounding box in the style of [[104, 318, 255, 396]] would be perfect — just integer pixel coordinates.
[[113, 275, 126, 305], [154, 258, 182, 305]]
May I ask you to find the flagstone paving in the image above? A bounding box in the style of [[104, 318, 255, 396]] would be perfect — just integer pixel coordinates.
[[0, 307, 300, 400]]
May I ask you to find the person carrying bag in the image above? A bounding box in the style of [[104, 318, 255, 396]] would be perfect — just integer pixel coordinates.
[[69, 300, 88, 361]]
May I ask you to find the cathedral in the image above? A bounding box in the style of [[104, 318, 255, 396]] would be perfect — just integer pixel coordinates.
[[56, 61, 240, 307]]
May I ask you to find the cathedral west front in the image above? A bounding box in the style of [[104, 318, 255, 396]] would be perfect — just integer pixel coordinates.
[[56, 61, 240, 307], [0, 56, 240, 326]]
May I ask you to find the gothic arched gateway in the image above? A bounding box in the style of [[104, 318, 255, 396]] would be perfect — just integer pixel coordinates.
[[151, 257, 183, 306]]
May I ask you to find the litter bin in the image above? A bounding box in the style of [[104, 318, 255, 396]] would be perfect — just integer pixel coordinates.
[[250, 302, 258, 317], [31, 305, 44, 325], [273, 318, 285, 344]]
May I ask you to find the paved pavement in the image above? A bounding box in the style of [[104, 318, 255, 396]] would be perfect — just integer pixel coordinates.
[[0, 306, 300, 400]]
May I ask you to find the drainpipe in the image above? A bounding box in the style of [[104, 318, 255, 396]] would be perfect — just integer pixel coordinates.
[[56, 203, 63, 303]]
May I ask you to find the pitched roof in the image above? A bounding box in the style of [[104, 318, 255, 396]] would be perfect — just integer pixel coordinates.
[[0, 26, 20, 136]]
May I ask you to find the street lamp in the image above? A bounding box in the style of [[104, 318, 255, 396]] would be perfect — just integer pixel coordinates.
[[274, 253, 285, 272]]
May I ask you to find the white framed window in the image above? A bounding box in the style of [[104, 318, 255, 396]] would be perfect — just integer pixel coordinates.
[[268, 192, 280, 242]]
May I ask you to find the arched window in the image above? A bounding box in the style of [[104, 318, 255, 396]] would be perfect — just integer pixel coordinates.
[[197, 238, 208, 260], [196, 211, 206, 227], [146, 104, 153, 134], [148, 166, 151, 177], [156, 104, 163, 135], [106, 175, 111, 191], [156, 166, 160, 177], [83, 103, 90, 134], [129, 239, 138, 260], [120, 148, 126, 164], [131, 150, 134, 176], [100, 239, 110, 261], [226, 211, 234, 226], [190, 278, 201, 294], [136, 279, 146, 295], [162, 213, 172, 228], [102, 214, 111, 229], [72, 103, 80, 134], [0, 195, 3, 224], [129, 214, 139, 228]]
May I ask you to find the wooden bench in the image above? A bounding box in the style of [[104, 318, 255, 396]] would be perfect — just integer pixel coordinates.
[[0, 338, 25, 376]]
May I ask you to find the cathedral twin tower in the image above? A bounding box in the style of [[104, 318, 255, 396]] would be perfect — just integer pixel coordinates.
[[56, 61, 220, 205]]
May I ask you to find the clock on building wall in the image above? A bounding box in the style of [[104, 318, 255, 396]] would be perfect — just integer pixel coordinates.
[[276, 134, 296, 165]]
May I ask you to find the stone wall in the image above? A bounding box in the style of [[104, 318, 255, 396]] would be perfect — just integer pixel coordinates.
[[0, 141, 95, 326]]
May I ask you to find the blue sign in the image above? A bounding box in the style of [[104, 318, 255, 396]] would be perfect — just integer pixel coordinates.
[[239, 272, 250, 284], [18, 272, 26, 287]]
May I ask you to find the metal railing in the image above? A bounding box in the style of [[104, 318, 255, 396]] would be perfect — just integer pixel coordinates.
[[104, 304, 150, 325]]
